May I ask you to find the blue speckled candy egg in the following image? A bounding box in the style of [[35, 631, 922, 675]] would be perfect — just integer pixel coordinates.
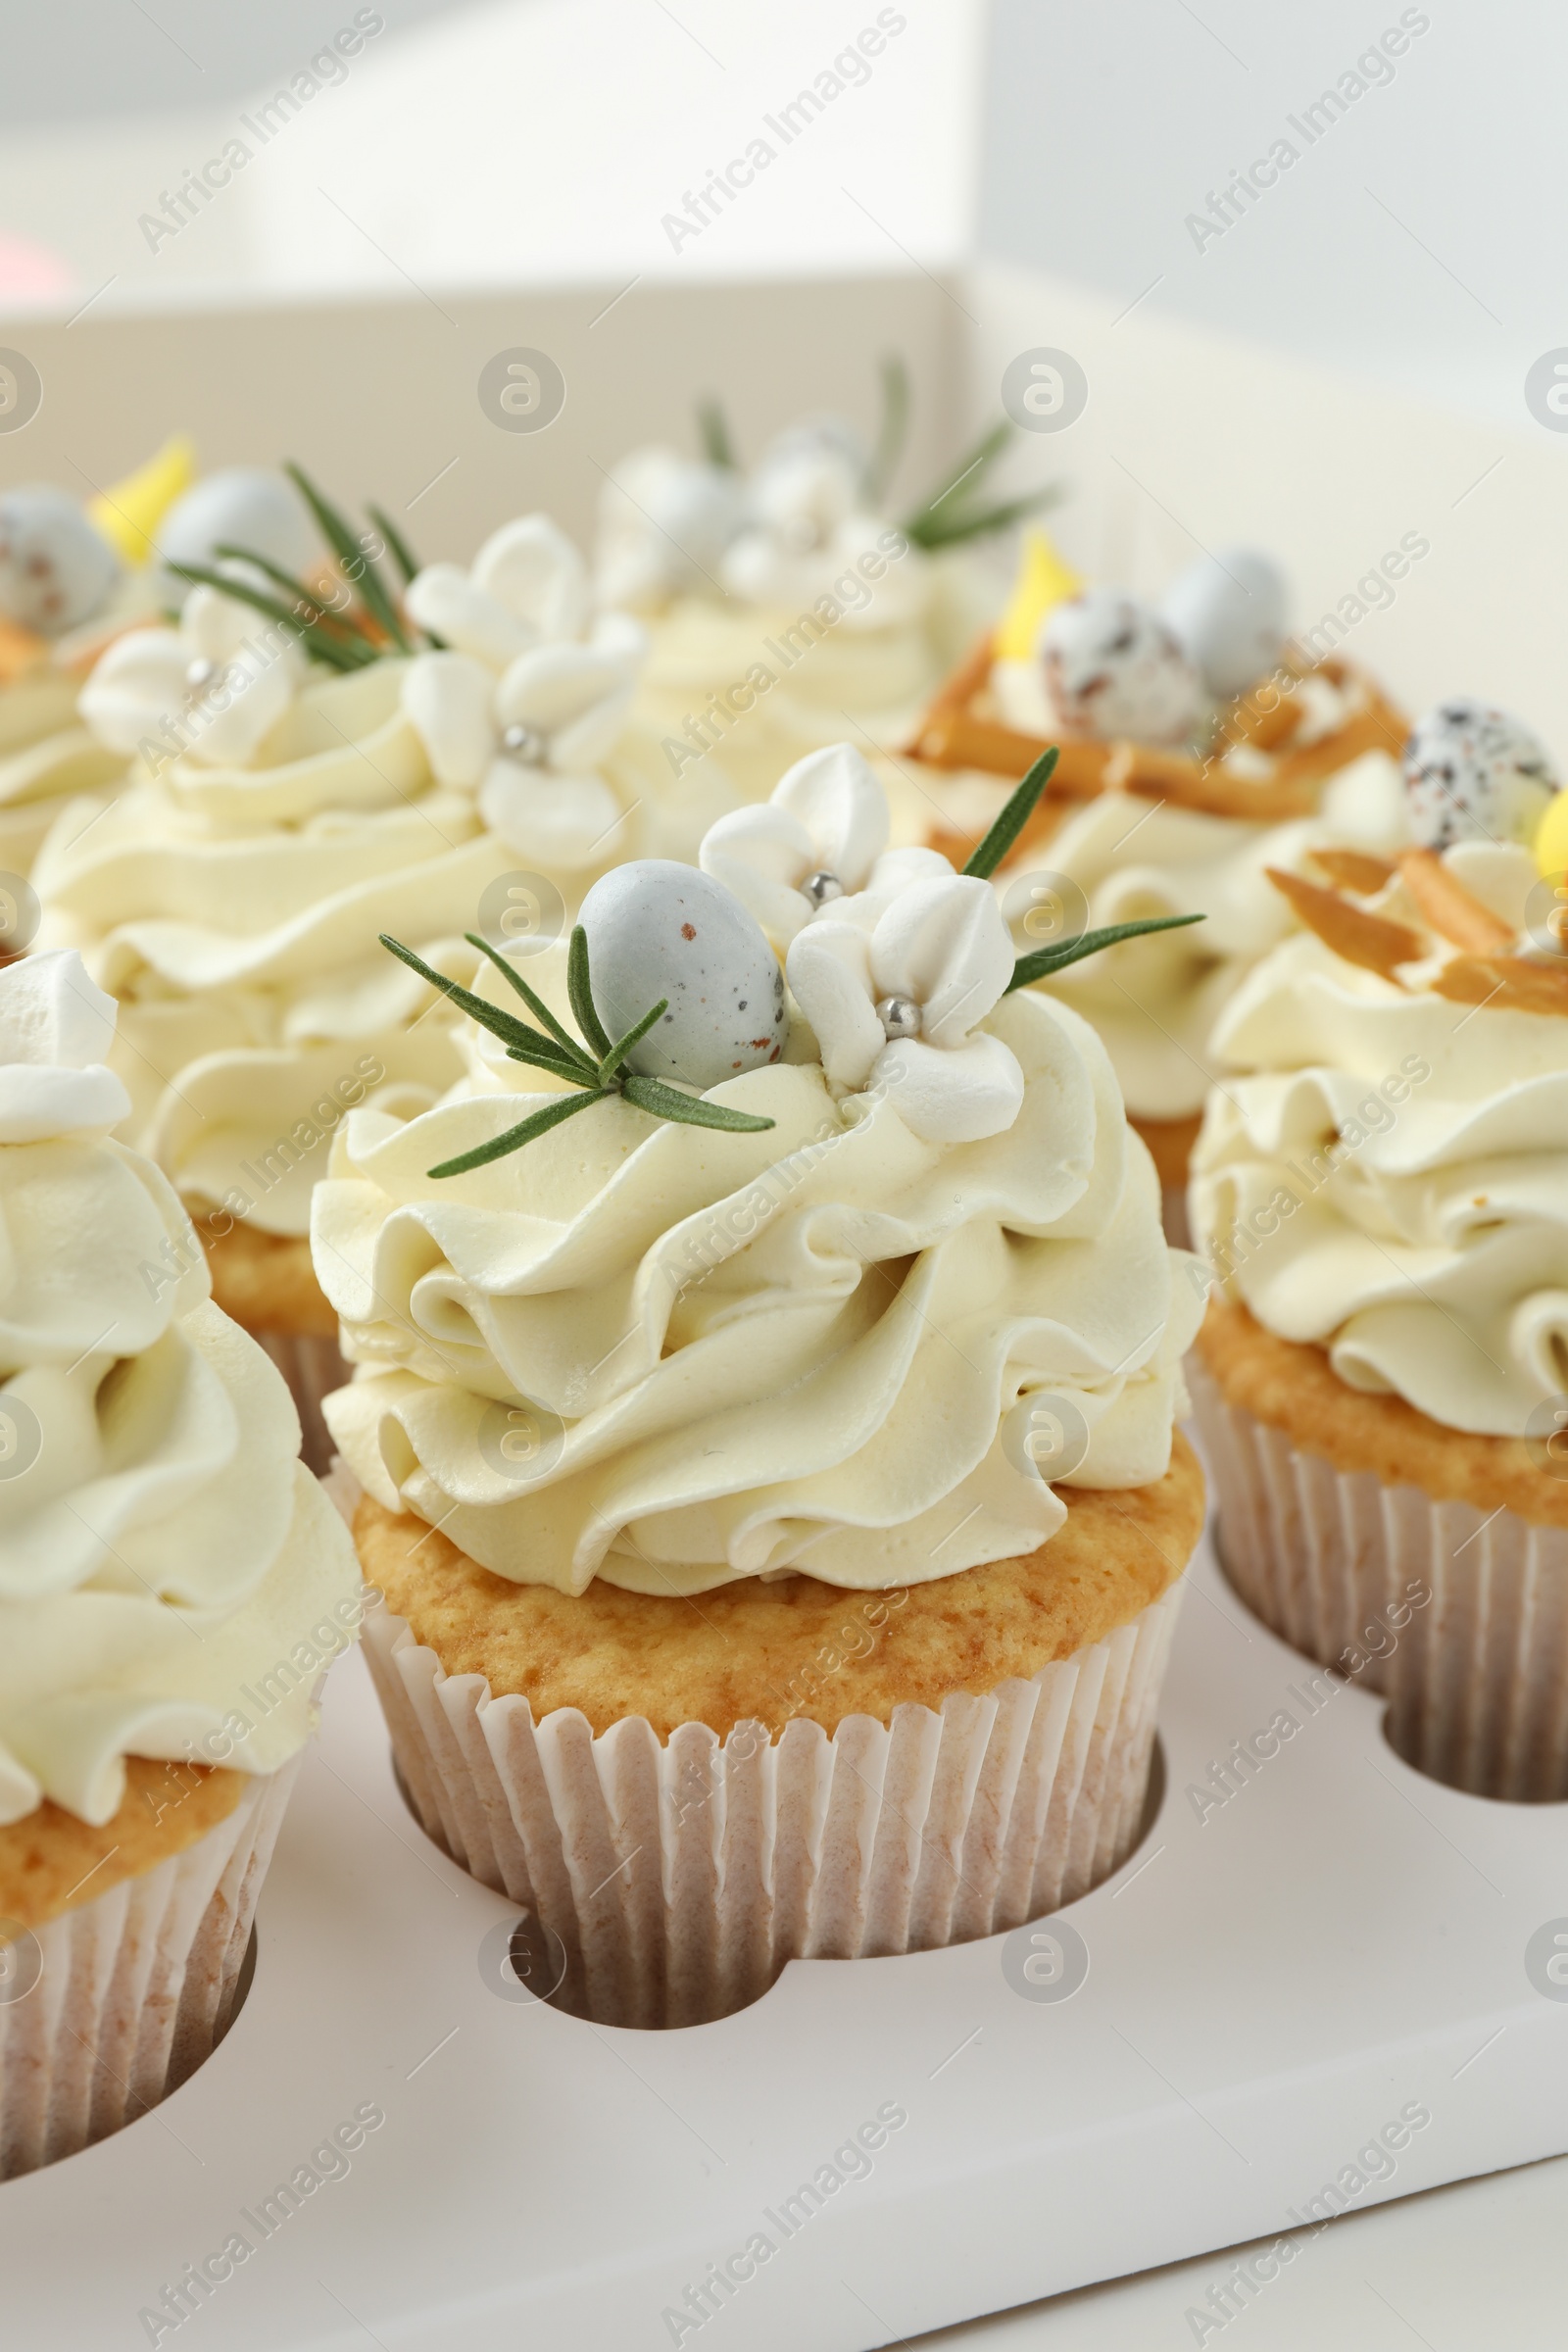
[[0, 486, 118, 635], [1160, 548, 1288, 701], [153, 468, 315, 606], [1402, 701, 1558, 850], [577, 860, 787, 1090], [1039, 590, 1202, 746]]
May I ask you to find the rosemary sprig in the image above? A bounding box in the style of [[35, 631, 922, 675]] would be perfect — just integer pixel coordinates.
[[863, 353, 910, 509], [367, 503, 421, 587], [961, 747, 1203, 983], [285, 463, 413, 654], [911, 488, 1061, 552], [697, 397, 738, 472], [963, 746, 1059, 879], [168, 562, 379, 672], [1005, 913, 1205, 994], [901, 417, 1058, 552], [212, 543, 387, 664], [380, 926, 776, 1177]]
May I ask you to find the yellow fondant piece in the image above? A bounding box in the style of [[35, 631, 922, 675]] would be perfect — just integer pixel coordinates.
[[1535, 786, 1568, 880], [88, 433, 198, 565], [993, 526, 1083, 663]]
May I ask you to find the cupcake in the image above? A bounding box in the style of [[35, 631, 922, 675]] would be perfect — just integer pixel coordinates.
[[595, 368, 1034, 804], [0, 478, 150, 885], [0, 450, 315, 886], [314, 750, 1204, 2025], [905, 538, 1412, 1233], [0, 949, 360, 2179], [1188, 700, 1568, 1799], [37, 483, 731, 1468]]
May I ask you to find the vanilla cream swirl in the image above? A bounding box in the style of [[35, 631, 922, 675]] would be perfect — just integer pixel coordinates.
[[0, 952, 359, 1825], [1191, 841, 1568, 1436], [983, 671, 1409, 1121], [317, 953, 1199, 1595], [36, 661, 722, 1235]]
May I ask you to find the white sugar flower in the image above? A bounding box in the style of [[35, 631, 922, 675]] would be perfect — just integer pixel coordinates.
[[404, 512, 593, 660], [0, 950, 130, 1141], [595, 447, 746, 610], [786, 872, 1024, 1143], [80, 577, 305, 770], [720, 433, 923, 625], [400, 514, 644, 870], [700, 743, 950, 944]]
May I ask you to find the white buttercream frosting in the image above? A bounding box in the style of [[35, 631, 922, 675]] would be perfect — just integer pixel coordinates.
[[0, 953, 359, 1826], [1191, 842, 1568, 1436], [995, 752, 1411, 1122], [601, 430, 1000, 803], [47, 579, 733, 1235], [316, 934, 1200, 1596]]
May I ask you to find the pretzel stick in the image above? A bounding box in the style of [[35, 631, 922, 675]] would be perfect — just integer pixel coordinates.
[[1307, 846, 1396, 895], [1433, 955, 1568, 1018], [0, 617, 47, 686], [928, 631, 997, 716], [1272, 707, 1408, 788], [1265, 866, 1422, 978], [1214, 689, 1303, 754], [1397, 850, 1515, 954]]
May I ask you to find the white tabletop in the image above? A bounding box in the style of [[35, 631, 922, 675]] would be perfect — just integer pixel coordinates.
[[922, 2150, 1568, 2348]]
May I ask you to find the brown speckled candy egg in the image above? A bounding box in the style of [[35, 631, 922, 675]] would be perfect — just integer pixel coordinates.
[[1038, 589, 1202, 746], [0, 486, 118, 636], [1402, 700, 1559, 850], [576, 860, 787, 1089]]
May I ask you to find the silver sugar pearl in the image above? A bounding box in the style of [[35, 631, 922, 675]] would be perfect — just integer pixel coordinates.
[[184, 657, 218, 693], [501, 721, 548, 764], [801, 868, 843, 907], [876, 994, 921, 1041]]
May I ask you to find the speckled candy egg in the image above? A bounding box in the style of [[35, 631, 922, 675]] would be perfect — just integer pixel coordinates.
[[1160, 548, 1287, 701], [1039, 589, 1202, 746], [153, 468, 315, 606], [1402, 701, 1559, 850], [0, 485, 119, 636], [577, 860, 787, 1090]]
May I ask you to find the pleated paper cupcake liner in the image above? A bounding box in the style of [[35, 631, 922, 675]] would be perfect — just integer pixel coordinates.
[[1188, 1357, 1568, 1801], [362, 1585, 1182, 2029], [0, 1760, 299, 2182], [1160, 1187, 1193, 1250], [255, 1335, 350, 1479]]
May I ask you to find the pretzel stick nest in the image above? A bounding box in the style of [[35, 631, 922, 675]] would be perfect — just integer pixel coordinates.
[[1264, 866, 1422, 979], [903, 633, 1406, 847], [1306, 846, 1396, 895], [1396, 850, 1515, 954], [1433, 956, 1568, 1019]]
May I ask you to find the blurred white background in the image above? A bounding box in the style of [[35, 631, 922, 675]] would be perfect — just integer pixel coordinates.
[[4, 20, 1568, 2340], [5, 0, 1561, 438]]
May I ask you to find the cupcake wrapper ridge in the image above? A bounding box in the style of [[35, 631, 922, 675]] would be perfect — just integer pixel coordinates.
[[362, 1586, 1181, 2029], [1189, 1358, 1568, 1802], [0, 1761, 298, 2181]]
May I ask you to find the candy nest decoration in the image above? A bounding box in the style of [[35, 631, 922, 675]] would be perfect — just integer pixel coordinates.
[[903, 538, 1409, 842]]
